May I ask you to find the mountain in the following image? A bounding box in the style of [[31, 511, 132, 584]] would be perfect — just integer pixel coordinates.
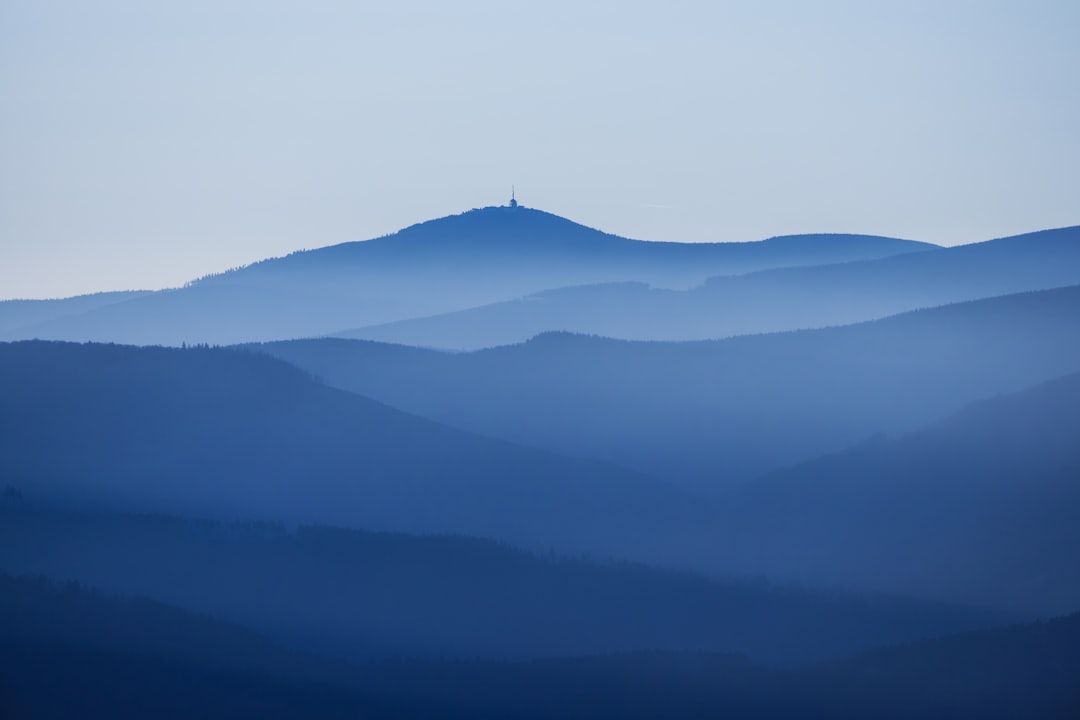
[[2, 572, 1076, 719], [250, 285, 1080, 493], [0, 573, 356, 685], [332, 225, 1080, 349], [0, 206, 934, 346], [0, 509, 992, 666], [0, 340, 699, 562], [0, 573, 392, 720], [355, 614, 1080, 719], [0, 290, 152, 336], [708, 370, 1080, 615]]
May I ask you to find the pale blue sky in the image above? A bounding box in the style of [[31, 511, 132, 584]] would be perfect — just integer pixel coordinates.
[[2, 0, 1078, 299]]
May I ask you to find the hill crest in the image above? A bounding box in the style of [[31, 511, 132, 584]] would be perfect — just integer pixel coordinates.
[[232, 205, 935, 273]]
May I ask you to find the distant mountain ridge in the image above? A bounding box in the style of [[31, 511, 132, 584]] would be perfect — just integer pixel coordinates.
[[0, 290, 152, 336], [0, 340, 699, 562], [710, 370, 1080, 615], [332, 224, 1080, 349], [0, 206, 935, 345], [252, 284, 1080, 493]]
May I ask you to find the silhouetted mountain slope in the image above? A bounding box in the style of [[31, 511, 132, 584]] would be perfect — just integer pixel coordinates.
[[707, 370, 1080, 616], [2, 572, 1076, 719], [1, 636, 385, 720], [252, 285, 1080, 492], [0, 573, 398, 720], [0, 509, 994, 666], [794, 612, 1080, 719], [362, 614, 1080, 719], [0, 340, 697, 561], [0, 206, 933, 345], [333, 225, 1080, 348], [0, 290, 152, 335], [0, 573, 355, 684]]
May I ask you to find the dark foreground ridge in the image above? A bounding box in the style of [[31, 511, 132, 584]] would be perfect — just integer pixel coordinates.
[[1, 573, 1076, 719], [0, 507, 995, 666]]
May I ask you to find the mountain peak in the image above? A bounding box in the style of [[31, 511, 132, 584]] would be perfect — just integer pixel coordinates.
[[2, 205, 958, 346], [361, 205, 631, 254]]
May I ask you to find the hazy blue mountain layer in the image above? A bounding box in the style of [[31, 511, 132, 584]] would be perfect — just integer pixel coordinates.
[[2, 573, 1076, 719], [3, 210, 1076, 718], [0, 206, 934, 345], [333, 225, 1080, 349], [0, 290, 152, 335], [3, 333, 1076, 616], [253, 285, 1080, 492], [0, 340, 700, 561], [0, 513, 995, 667], [707, 370, 1080, 616]]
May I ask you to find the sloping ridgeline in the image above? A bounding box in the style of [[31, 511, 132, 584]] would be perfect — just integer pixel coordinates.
[[1, 574, 1077, 719], [0, 510, 996, 666], [707, 370, 1080, 616], [252, 284, 1080, 493], [0, 290, 152, 337], [0, 340, 700, 564], [332, 224, 1080, 349], [0, 206, 934, 346]]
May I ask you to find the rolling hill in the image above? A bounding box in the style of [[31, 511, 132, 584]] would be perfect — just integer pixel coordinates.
[[252, 285, 1080, 493], [0, 340, 699, 561], [706, 370, 1080, 616], [0, 511, 991, 667], [0, 290, 152, 336], [333, 225, 1080, 349], [2, 572, 1076, 719], [0, 206, 934, 346]]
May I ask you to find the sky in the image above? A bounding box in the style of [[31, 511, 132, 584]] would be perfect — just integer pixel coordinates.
[[1, 0, 1078, 299]]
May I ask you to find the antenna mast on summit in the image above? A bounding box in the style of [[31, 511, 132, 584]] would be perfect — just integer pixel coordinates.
[[510, 185, 518, 208]]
